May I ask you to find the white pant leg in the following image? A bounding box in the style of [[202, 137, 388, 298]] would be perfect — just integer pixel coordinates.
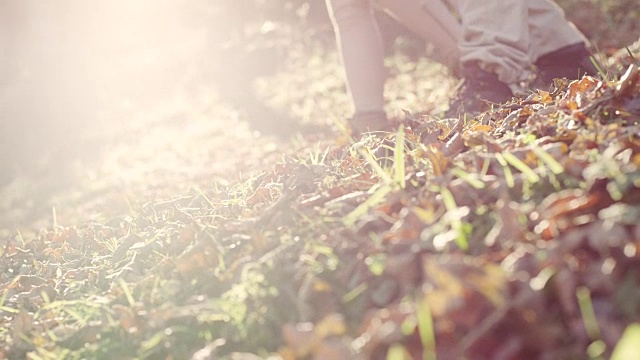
[[326, 0, 386, 114], [450, 0, 588, 85], [527, 0, 588, 61], [376, 0, 462, 70], [452, 0, 531, 85]]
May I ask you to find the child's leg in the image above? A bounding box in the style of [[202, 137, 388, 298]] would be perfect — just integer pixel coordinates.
[[451, 0, 531, 85], [527, 0, 588, 62], [326, 0, 386, 115], [527, 0, 597, 85]]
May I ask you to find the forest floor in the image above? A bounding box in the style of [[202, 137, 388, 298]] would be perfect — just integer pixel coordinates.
[[2, 2, 640, 359]]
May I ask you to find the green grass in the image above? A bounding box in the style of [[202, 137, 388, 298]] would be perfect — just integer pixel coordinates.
[[2, 5, 640, 359]]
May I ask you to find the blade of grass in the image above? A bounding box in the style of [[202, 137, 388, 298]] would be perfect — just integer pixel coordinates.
[[0, 305, 20, 314], [576, 286, 601, 341], [357, 146, 394, 184], [625, 46, 639, 67], [307, 145, 330, 165], [417, 298, 437, 360], [480, 158, 491, 177], [319, 145, 330, 165], [495, 153, 515, 188], [439, 187, 469, 251], [41, 289, 51, 304], [531, 145, 564, 175], [502, 152, 540, 184], [365, 253, 387, 276], [394, 126, 406, 189], [412, 206, 436, 224], [0, 276, 22, 311], [41, 299, 103, 311], [62, 307, 90, 327], [194, 186, 216, 209], [52, 206, 58, 229], [16, 230, 26, 247], [423, 146, 448, 176], [342, 283, 368, 303], [451, 167, 486, 189], [0, 291, 7, 309], [119, 278, 137, 307], [587, 340, 606, 359], [203, 228, 227, 267], [590, 55, 607, 80], [344, 184, 392, 227], [611, 323, 640, 360], [387, 344, 411, 360]]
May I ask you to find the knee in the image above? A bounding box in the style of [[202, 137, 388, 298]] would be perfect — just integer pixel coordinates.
[[327, 0, 373, 29]]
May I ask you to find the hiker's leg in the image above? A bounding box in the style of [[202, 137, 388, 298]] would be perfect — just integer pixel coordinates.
[[443, 0, 527, 116], [527, 0, 588, 61], [527, 0, 597, 84], [376, 0, 462, 71], [326, 0, 385, 114], [452, 0, 531, 85]]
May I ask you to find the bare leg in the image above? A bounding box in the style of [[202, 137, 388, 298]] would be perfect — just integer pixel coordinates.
[[326, 0, 386, 115]]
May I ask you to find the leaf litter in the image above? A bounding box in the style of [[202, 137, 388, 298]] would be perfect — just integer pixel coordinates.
[[3, 37, 640, 360]]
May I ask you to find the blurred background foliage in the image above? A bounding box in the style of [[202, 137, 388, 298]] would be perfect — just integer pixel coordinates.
[[1, 0, 639, 185]]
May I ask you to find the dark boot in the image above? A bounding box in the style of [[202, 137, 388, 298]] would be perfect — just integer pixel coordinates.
[[445, 62, 513, 118], [535, 42, 599, 86], [349, 111, 393, 137]]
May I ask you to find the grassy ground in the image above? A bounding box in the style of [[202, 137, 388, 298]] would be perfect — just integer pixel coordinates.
[[2, 2, 640, 359]]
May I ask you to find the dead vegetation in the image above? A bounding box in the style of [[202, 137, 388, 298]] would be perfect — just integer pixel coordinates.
[[2, 1, 640, 359]]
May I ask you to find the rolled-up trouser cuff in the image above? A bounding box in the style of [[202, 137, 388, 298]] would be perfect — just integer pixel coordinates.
[[452, 0, 588, 85]]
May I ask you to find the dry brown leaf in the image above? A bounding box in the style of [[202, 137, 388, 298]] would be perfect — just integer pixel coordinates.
[[359, 306, 412, 357], [246, 187, 274, 207], [282, 322, 318, 357], [312, 337, 353, 360], [485, 198, 525, 247], [442, 132, 466, 157], [11, 309, 34, 340], [112, 303, 140, 333], [533, 189, 611, 240]]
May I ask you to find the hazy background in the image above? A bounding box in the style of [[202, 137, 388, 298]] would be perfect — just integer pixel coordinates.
[[1, 0, 638, 186], [0, 0, 325, 183]]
